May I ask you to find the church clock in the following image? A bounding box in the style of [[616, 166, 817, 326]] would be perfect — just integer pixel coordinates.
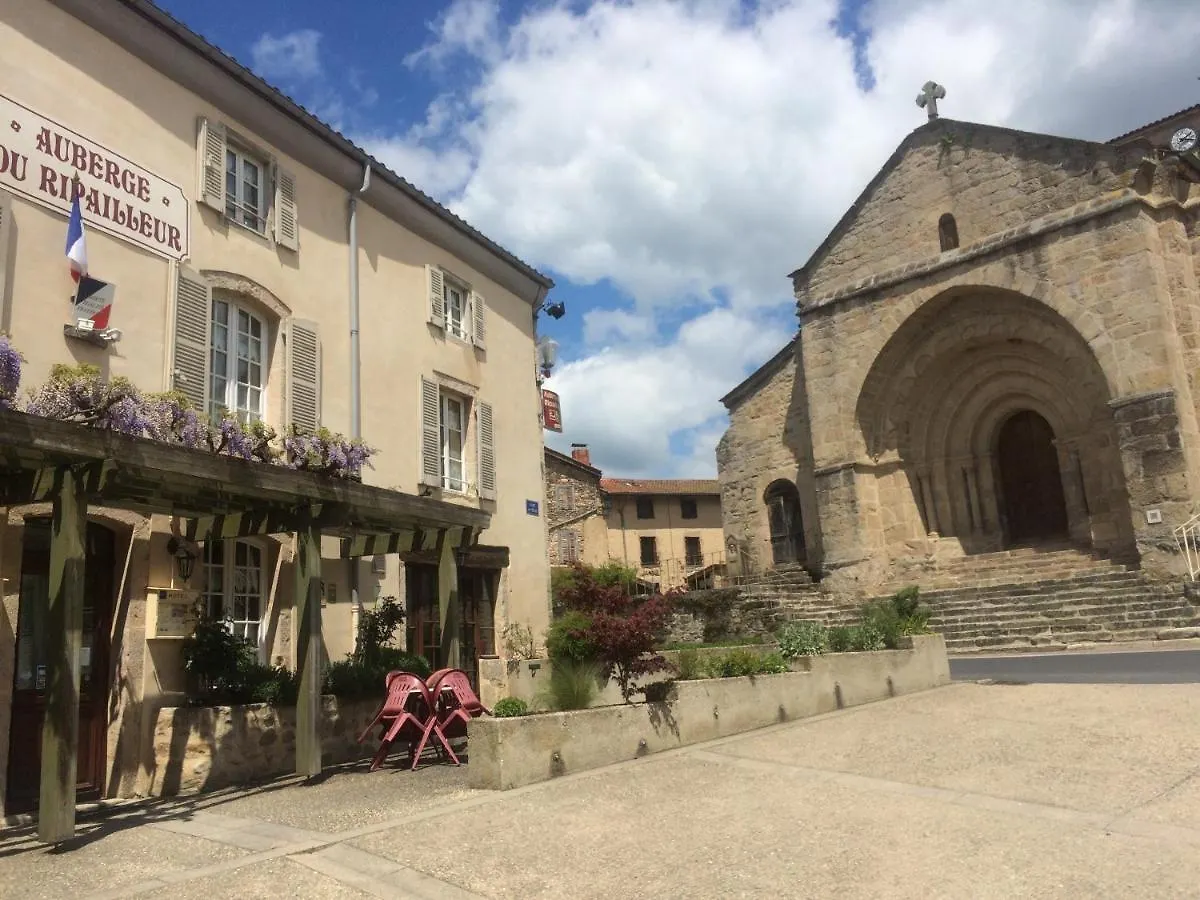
[[1170, 126, 1198, 153]]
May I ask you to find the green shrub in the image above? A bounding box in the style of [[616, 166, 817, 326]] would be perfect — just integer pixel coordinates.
[[539, 658, 601, 710], [828, 626, 854, 653], [757, 652, 789, 674], [493, 697, 529, 718], [660, 635, 765, 650], [852, 623, 886, 652], [248, 665, 299, 706], [777, 621, 828, 659], [544, 610, 597, 663], [321, 653, 431, 701], [675, 649, 701, 680], [860, 601, 905, 650], [376, 648, 431, 679]]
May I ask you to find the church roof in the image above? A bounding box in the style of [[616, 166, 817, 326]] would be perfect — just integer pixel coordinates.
[[1109, 103, 1200, 145], [720, 336, 798, 410]]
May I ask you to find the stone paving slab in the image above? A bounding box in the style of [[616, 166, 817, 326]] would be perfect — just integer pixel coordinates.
[[0, 814, 249, 900], [5, 682, 1200, 899]]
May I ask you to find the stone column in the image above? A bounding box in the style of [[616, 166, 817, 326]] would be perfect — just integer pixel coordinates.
[[1056, 440, 1092, 545], [294, 519, 323, 778], [812, 462, 873, 572], [438, 528, 461, 669]]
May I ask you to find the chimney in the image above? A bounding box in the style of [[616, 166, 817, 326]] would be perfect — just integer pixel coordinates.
[[570, 443, 591, 466]]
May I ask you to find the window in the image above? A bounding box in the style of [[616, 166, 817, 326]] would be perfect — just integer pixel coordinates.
[[441, 393, 467, 493], [445, 280, 468, 341], [636, 496, 655, 519], [210, 298, 265, 422], [938, 213, 959, 252], [640, 536, 658, 566], [680, 497, 698, 519], [202, 539, 265, 646], [558, 529, 579, 563], [555, 484, 576, 511], [685, 536, 703, 567], [225, 144, 268, 233]]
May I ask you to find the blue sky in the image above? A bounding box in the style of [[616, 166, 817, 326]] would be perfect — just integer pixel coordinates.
[[157, 0, 1200, 478]]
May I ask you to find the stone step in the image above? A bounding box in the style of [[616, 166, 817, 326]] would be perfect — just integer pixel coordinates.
[[935, 609, 1200, 634], [882, 565, 1132, 593]]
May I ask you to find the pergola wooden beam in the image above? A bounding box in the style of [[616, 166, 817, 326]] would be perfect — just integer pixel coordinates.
[[0, 409, 493, 842]]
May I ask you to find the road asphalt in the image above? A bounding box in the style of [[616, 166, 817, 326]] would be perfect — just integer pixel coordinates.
[[951, 647, 1200, 684]]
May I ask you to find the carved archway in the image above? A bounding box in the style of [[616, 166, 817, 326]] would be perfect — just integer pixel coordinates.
[[763, 479, 805, 565]]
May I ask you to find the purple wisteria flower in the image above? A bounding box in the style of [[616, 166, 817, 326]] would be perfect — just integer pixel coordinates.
[[0, 334, 21, 410], [283, 425, 374, 479], [24, 363, 146, 435]]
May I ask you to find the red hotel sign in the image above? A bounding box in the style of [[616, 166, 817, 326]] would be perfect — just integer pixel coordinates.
[[0, 93, 189, 259], [542, 389, 563, 433]]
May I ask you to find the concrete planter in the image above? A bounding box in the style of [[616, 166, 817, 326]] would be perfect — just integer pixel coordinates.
[[147, 695, 380, 796], [468, 634, 949, 790]]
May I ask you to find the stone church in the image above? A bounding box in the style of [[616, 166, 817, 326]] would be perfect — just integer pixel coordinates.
[[718, 99, 1200, 601]]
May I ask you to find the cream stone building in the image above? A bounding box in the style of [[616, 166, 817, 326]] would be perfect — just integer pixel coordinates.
[[718, 101, 1200, 593], [601, 479, 725, 589], [0, 0, 554, 818], [544, 444, 607, 567]]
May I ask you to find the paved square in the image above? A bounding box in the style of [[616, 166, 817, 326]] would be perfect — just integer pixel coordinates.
[[4, 683, 1199, 899]]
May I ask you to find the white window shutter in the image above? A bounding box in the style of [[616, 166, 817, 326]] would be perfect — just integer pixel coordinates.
[[477, 399, 496, 500], [197, 117, 227, 213], [426, 265, 445, 329], [0, 191, 12, 318], [471, 291, 487, 349], [274, 167, 299, 252], [287, 318, 321, 431], [173, 266, 212, 413], [420, 377, 442, 488]]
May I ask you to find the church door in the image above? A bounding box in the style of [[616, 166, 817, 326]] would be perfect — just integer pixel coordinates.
[[996, 410, 1069, 544]]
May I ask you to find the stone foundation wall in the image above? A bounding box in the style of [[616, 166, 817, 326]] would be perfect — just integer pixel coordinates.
[[146, 695, 379, 796]]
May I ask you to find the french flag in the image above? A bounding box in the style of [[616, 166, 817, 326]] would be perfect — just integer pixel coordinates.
[[65, 184, 87, 283]]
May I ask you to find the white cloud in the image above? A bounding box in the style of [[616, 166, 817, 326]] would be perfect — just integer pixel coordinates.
[[384, 0, 1200, 477], [544, 308, 791, 476], [251, 30, 324, 82]]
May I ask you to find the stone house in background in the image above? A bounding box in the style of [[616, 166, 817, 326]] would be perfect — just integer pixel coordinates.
[[545, 444, 607, 567], [602, 479, 725, 590], [718, 103, 1200, 593], [0, 0, 553, 817]]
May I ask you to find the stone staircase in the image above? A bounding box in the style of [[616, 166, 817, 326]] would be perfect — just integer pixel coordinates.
[[736, 546, 1200, 654]]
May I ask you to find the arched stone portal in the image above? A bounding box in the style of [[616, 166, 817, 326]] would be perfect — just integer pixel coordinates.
[[995, 410, 1069, 544], [764, 479, 805, 565], [855, 288, 1135, 562]]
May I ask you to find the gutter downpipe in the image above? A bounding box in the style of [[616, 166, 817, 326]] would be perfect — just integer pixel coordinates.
[[349, 161, 371, 652]]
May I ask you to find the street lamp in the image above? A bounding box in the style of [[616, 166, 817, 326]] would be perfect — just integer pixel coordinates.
[[537, 336, 559, 381]]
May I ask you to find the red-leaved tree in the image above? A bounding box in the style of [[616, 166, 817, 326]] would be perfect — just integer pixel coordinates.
[[556, 564, 673, 702]]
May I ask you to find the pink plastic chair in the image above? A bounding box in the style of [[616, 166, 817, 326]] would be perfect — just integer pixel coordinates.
[[428, 669, 492, 760], [356, 670, 412, 745], [367, 672, 436, 771]]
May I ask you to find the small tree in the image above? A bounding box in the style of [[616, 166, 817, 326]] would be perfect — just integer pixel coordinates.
[[556, 563, 672, 702]]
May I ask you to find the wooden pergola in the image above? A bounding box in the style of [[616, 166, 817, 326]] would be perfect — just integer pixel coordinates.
[[0, 409, 491, 844]]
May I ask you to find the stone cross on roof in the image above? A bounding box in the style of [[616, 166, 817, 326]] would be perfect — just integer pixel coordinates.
[[916, 81, 946, 121]]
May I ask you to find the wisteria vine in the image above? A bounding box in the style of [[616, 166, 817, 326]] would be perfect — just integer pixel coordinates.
[[6, 350, 373, 479]]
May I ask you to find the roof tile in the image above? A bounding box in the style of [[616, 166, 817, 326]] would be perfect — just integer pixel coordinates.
[[600, 478, 721, 496]]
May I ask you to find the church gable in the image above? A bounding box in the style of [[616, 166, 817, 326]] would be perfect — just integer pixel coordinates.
[[793, 119, 1139, 304]]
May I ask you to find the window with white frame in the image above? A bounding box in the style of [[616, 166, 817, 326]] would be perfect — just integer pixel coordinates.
[[225, 143, 268, 233], [210, 298, 266, 423], [202, 539, 265, 646], [445, 279, 468, 341], [441, 392, 468, 493]]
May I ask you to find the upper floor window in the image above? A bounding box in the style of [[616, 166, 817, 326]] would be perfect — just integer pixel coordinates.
[[636, 496, 655, 519], [225, 144, 267, 234], [680, 497, 698, 519], [555, 484, 576, 511], [441, 392, 467, 493], [210, 298, 265, 423], [420, 376, 496, 500], [426, 265, 487, 350]]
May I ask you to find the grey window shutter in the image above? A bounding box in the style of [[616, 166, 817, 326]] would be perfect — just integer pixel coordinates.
[[286, 318, 321, 431], [556, 529, 566, 561], [426, 265, 445, 329], [420, 376, 442, 488], [0, 191, 12, 317], [567, 531, 578, 561], [471, 291, 487, 349], [197, 117, 227, 213], [477, 399, 496, 500], [173, 266, 212, 412], [274, 167, 299, 252]]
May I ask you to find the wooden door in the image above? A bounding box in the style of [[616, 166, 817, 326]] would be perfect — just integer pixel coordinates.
[[405, 565, 442, 671], [997, 411, 1069, 544], [457, 570, 497, 689], [7, 520, 117, 812]]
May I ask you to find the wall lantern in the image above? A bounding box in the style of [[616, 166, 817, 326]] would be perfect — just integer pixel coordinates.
[[537, 336, 559, 380], [166, 537, 198, 582]]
